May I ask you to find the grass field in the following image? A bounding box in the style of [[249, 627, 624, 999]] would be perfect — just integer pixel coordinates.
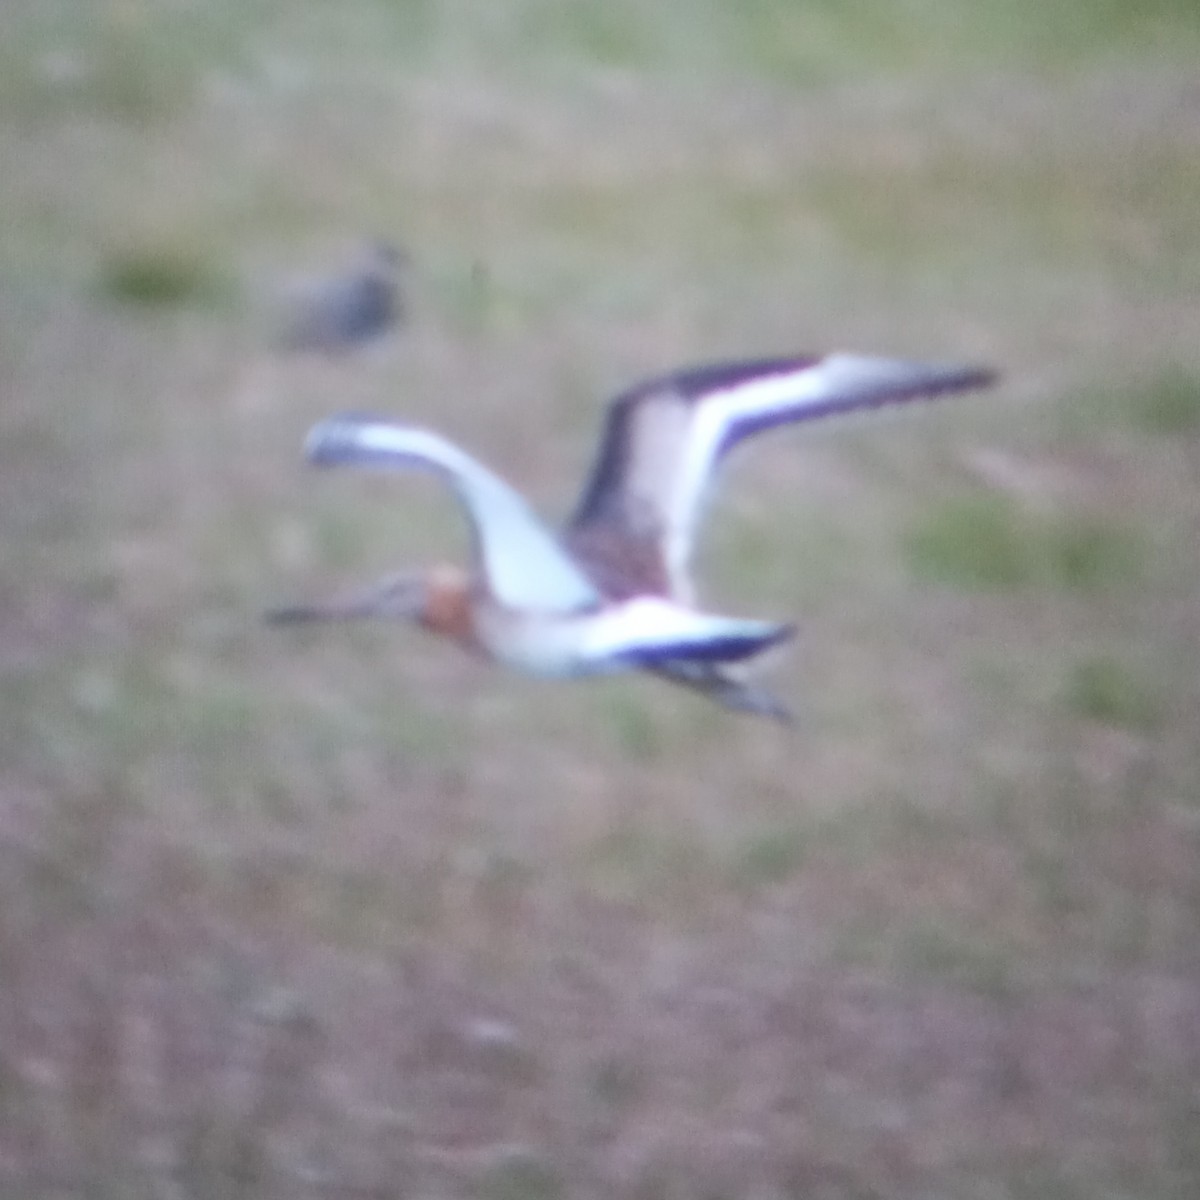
[[2, 1, 1200, 1196]]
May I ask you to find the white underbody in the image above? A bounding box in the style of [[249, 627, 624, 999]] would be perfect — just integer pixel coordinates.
[[472, 595, 785, 679]]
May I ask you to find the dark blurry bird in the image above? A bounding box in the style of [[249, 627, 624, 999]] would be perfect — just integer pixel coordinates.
[[279, 240, 407, 353], [269, 354, 996, 719]]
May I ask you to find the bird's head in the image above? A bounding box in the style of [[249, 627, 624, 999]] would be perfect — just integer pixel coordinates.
[[266, 563, 475, 647]]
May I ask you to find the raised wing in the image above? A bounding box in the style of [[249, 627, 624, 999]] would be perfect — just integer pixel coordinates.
[[568, 355, 996, 600], [305, 415, 600, 613]]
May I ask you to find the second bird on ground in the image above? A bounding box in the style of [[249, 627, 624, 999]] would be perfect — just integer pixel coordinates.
[[279, 240, 408, 354], [269, 354, 996, 719]]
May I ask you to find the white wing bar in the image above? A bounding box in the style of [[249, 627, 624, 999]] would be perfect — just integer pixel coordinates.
[[305, 416, 600, 613]]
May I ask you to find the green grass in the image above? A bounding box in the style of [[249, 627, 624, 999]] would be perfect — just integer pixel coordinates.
[[728, 825, 809, 890], [1064, 656, 1161, 731], [2, 2, 1200, 1198], [96, 244, 232, 308], [905, 496, 1146, 594], [895, 918, 1021, 998], [480, 1152, 564, 1200], [906, 495, 1037, 590], [1131, 367, 1200, 435]]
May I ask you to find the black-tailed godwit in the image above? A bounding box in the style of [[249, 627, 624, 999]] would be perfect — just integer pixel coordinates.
[[269, 354, 996, 718]]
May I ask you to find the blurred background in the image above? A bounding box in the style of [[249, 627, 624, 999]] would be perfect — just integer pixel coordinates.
[[2, 1, 1199, 1196]]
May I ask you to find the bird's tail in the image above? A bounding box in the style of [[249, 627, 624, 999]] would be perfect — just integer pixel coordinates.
[[650, 660, 793, 723]]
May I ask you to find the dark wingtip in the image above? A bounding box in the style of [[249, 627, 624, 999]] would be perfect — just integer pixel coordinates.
[[937, 363, 999, 393], [693, 620, 797, 664]]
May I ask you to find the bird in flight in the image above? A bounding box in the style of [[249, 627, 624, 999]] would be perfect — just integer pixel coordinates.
[[268, 354, 996, 719]]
